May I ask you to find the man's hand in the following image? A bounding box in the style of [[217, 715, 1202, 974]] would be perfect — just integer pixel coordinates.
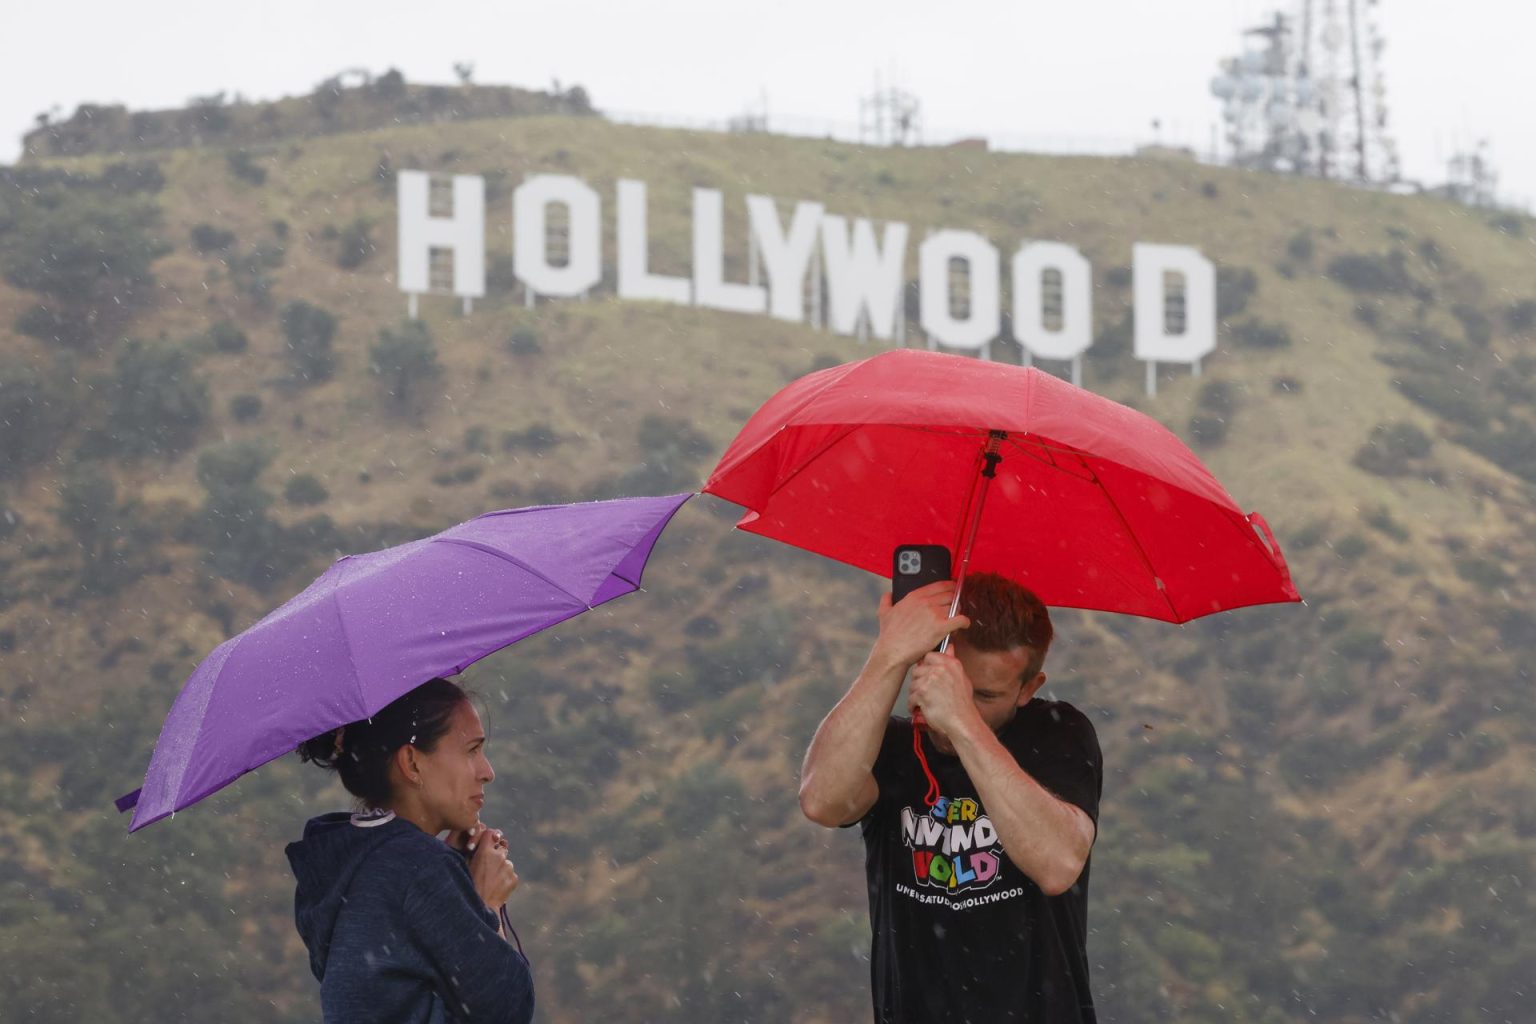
[[909, 649, 982, 738], [873, 580, 970, 672]]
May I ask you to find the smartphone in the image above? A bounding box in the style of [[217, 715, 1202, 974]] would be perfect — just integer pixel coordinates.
[[892, 544, 952, 603]]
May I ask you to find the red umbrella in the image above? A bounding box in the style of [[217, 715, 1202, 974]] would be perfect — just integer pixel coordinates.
[[704, 348, 1298, 624]]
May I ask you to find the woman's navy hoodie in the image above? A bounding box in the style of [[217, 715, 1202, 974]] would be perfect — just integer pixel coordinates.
[[286, 812, 534, 1024]]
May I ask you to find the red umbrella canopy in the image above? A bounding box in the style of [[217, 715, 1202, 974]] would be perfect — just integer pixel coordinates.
[[704, 349, 1298, 623]]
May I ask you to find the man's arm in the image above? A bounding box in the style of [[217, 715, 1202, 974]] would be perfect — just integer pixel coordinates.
[[798, 582, 969, 828], [910, 654, 1096, 896]]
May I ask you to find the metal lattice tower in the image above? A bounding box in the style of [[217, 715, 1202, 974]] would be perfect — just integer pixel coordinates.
[[1212, 0, 1398, 183], [860, 74, 923, 147]]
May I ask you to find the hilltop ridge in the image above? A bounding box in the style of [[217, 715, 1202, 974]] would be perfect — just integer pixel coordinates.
[[1, 100, 1534, 1023]]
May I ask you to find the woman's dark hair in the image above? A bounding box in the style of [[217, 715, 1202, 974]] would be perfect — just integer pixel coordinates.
[[298, 677, 469, 809]]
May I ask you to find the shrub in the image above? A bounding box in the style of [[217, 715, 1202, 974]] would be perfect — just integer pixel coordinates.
[[1327, 251, 1415, 294], [1353, 421, 1432, 477], [189, 223, 235, 253], [1362, 505, 1409, 541], [229, 393, 263, 422], [207, 320, 247, 353], [0, 360, 73, 478], [1188, 414, 1228, 447], [335, 218, 374, 270], [1506, 299, 1536, 333], [618, 413, 717, 492], [105, 340, 209, 458], [196, 440, 282, 587], [502, 424, 559, 453], [1454, 555, 1511, 588], [280, 301, 338, 384], [1452, 304, 1493, 347], [1216, 266, 1257, 320], [228, 242, 285, 307], [1286, 230, 1314, 264], [225, 148, 267, 186], [1197, 379, 1240, 417], [1391, 372, 1487, 429], [1333, 534, 1369, 561], [1231, 318, 1292, 349], [508, 328, 541, 355], [0, 188, 169, 345], [55, 466, 136, 594], [283, 473, 329, 506], [369, 318, 442, 413]]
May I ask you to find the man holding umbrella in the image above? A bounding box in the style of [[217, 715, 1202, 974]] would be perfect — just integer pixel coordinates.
[[799, 572, 1101, 1024], [707, 347, 1299, 1021]]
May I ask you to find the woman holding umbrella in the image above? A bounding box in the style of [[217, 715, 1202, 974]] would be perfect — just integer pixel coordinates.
[[286, 677, 535, 1024]]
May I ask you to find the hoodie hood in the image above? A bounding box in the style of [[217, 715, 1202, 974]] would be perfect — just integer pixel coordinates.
[[286, 811, 418, 981]]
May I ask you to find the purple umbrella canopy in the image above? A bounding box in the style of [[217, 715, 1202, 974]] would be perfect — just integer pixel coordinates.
[[119, 492, 693, 832]]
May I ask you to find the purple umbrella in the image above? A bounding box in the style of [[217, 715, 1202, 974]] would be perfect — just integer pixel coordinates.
[[118, 493, 693, 832]]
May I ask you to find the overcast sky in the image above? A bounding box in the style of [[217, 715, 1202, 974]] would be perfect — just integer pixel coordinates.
[[4, 1, 1532, 208]]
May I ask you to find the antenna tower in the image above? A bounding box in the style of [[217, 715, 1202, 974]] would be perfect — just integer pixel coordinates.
[[1212, 1, 1397, 183], [860, 75, 923, 147]]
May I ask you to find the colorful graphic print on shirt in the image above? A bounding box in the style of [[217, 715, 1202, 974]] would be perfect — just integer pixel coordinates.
[[900, 794, 1005, 894]]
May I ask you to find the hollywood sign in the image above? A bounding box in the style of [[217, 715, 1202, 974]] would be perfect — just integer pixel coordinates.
[[396, 171, 1218, 394]]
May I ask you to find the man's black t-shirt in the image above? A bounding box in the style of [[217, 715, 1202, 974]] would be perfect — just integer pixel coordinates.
[[859, 699, 1102, 1024]]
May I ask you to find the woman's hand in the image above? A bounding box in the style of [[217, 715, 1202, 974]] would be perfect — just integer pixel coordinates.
[[465, 823, 520, 911]]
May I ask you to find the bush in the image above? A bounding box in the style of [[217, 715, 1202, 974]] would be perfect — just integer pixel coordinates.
[[1230, 318, 1292, 349], [1286, 230, 1314, 264], [1391, 372, 1487, 430], [1353, 421, 1432, 477], [56, 466, 135, 594], [1326, 251, 1416, 295], [280, 300, 338, 384], [0, 359, 73, 478], [335, 218, 374, 270], [369, 318, 442, 413], [502, 423, 559, 453], [508, 328, 541, 355], [1197, 379, 1240, 417], [1188, 414, 1228, 447], [105, 340, 209, 458], [1216, 266, 1257, 320], [225, 148, 267, 186], [207, 320, 248, 353], [0, 188, 169, 345], [228, 242, 285, 307], [189, 223, 235, 253], [1452, 303, 1493, 347], [196, 440, 282, 587], [229, 393, 263, 422], [1506, 299, 1536, 333], [283, 473, 329, 506]]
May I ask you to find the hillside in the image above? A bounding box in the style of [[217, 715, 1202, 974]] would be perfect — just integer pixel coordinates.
[[2, 86, 1535, 1024]]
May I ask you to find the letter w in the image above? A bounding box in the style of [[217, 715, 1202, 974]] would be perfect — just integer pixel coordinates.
[[820, 214, 908, 341]]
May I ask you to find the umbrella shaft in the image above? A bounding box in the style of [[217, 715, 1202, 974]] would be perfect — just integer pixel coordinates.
[[939, 432, 1006, 654]]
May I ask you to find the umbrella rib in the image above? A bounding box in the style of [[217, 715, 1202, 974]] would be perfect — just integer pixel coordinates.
[[432, 537, 598, 608], [755, 423, 864, 505], [327, 581, 372, 721], [1083, 464, 1185, 623]]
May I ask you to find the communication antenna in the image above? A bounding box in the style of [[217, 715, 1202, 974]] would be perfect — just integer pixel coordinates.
[[860, 73, 923, 147], [1211, 1, 1397, 183], [1445, 140, 1499, 208], [728, 89, 770, 134]]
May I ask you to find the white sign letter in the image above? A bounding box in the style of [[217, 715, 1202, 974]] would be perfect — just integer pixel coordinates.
[[821, 215, 909, 340], [919, 230, 1000, 352], [397, 171, 485, 298], [692, 188, 766, 315], [1012, 242, 1092, 360], [746, 195, 824, 323], [617, 179, 691, 305], [1134, 243, 1216, 364], [512, 174, 601, 298]]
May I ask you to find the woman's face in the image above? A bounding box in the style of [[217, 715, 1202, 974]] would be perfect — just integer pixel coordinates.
[[414, 700, 495, 833]]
